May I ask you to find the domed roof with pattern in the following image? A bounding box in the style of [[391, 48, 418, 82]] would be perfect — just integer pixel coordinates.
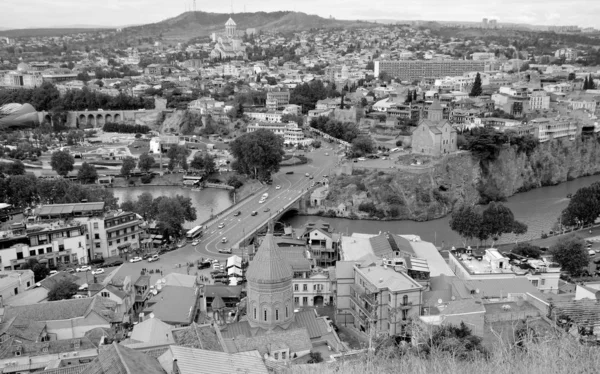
[[225, 17, 236, 26], [246, 224, 293, 284]]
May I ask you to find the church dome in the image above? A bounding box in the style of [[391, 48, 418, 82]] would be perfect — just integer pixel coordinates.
[[225, 17, 236, 26], [246, 225, 293, 284]]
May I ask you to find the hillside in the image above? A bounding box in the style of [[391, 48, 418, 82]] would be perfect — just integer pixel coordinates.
[[119, 11, 376, 42]]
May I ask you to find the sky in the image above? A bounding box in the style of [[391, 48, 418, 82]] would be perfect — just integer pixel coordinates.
[[1, 0, 598, 29]]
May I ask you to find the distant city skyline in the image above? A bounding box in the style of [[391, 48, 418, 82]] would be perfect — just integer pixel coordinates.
[[1, 0, 598, 29]]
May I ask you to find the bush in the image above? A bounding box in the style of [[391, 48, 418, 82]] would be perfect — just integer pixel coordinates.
[[227, 176, 243, 189], [140, 174, 153, 184], [103, 122, 150, 134]]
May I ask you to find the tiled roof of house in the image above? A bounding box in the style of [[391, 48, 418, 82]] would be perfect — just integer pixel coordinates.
[[230, 328, 312, 356], [162, 273, 197, 288], [171, 322, 225, 352], [143, 286, 197, 325], [294, 310, 328, 339], [3, 295, 117, 323], [246, 225, 293, 284], [203, 285, 242, 299], [39, 272, 80, 290], [0, 336, 97, 360], [84, 342, 165, 374], [158, 346, 267, 374], [84, 327, 115, 347], [0, 316, 45, 342], [40, 364, 88, 374], [130, 318, 173, 344]]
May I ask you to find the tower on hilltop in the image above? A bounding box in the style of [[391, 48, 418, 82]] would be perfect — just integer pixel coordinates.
[[225, 17, 237, 37]]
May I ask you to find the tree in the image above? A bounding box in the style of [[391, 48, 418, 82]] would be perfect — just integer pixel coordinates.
[[481, 202, 526, 244], [22, 258, 49, 282], [153, 195, 197, 237], [230, 129, 285, 181], [568, 72, 576, 81], [1, 160, 25, 175], [350, 136, 375, 157], [138, 153, 155, 173], [561, 182, 600, 227], [190, 152, 205, 171], [405, 90, 413, 103], [449, 205, 483, 245], [77, 162, 98, 184], [583, 76, 589, 90], [48, 279, 79, 301], [120, 156, 136, 177], [470, 73, 483, 97], [549, 236, 589, 276], [167, 145, 190, 171], [413, 90, 418, 102], [312, 140, 321, 148], [589, 74, 596, 90], [50, 150, 74, 177], [202, 153, 217, 175], [420, 322, 488, 361]]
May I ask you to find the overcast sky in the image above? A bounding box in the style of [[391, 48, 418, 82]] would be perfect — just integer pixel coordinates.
[[1, 0, 598, 29]]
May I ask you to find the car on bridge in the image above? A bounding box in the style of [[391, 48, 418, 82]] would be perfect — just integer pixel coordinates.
[[251, 211, 258, 216]]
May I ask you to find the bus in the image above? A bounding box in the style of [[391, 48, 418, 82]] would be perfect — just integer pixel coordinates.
[[186, 226, 203, 240]]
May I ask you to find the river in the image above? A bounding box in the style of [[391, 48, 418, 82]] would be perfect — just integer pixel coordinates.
[[284, 173, 600, 247], [110, 186, 233, 228], [110, 173, 600, 247]]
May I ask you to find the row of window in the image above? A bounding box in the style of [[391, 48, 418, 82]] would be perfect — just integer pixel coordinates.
[[293, 284, 324, 292], [108, 235, 136, 247], [253, 306, 289, 322], [105, 215, 136, 228], [16, 244, 67, 260], [108, 226, 138, 239]]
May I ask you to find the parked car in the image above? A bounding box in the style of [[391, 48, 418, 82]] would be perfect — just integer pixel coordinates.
[[76, 266, 91, 272], [148, 254, 159, 262], [218, 222, 225, 229], [305, 173, 310, 177], [264, 207, 270, 212], [218, 248, 232, 254], [91, 268, 105, 275], [65, 268, 75, 273], [276, 185, 281, 190], [129, 257, 143, 263], [234, 211, 241, 216], [192, 240, 200, 246], [285, 171, 294, 175], [198, 261, 211, 270], [251, 211, 258, 216], [259, 199, 265, 204], [221, 237, 228, 243]]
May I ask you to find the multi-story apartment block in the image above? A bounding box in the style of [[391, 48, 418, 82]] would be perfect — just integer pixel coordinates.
[[266, 90, 290, 110], [246, 111, 283, 123], [346, 262, 424, 336], [529, 90, 550, 111], [246, 122, 309, 146], [374, 60, 488, 82], [36, 202, 142, 260], [0, 220, 88, 271], [0, 71, 43, 88], [300, 221, 340, 268], [555, 48, 578, 61], [448, 248, 560, 293], [531, 118, 579, 143], [292, 268, 333, 307], [569, 97, 597, 112]]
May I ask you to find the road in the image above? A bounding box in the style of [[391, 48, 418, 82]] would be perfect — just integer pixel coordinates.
[[112, 144, 341, 283]]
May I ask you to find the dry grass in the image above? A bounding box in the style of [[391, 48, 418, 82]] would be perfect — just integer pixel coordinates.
[[286, 336, 600, 374]]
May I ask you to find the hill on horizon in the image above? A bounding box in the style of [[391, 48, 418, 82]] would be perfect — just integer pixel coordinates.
[[0, 27, 112, 38], [121, 11, 376, 42]]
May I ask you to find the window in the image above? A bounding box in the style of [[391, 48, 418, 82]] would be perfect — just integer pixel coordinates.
[[282, 351, 287, 360], [403, 295, 408, 305], [95, 243, 101, 248], [264, 310, 267, 321], [303, 284, 307, 291], [389, 294, 391, 302], [109, 241, 112, 246], [117, 239, 121, 244], [294, 297, 299, 304], [131, 235, 136, 240], [47, 247, 53, 253], [274, 352, 279, 360], [93, 223, 98, 229], [531, 279, 539, 287], [276, 309, 279, 321], [26, 281, 30, 287], [302, 297, 307, 304], [286, 306, 288, 318], [94, 233, 100, 240], [13, 288, 18, 295], [294, 284, 298, 291], [402, 310, 408, 321], [58, 244, 63, 251], [254, 308, 256, 319], [101, 291, 110, 298], [541, 279, 546, 286], [29, 250, 36, 256], [37, 248, 44, 255]]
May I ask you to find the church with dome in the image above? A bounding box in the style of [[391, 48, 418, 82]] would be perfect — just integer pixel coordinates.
[[214, 222, 344, 362], [210, 17, 247, 60]]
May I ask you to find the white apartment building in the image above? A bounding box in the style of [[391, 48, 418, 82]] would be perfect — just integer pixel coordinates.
[[448, 248, 560, 293], [0, 221, 88, 271], [0, 270, 35, 303], [569, 99, 597, 112], [530, 118, 579, 143], [247, 122, 310, 146], [245, 111, 283, 123], [529, 90, 550, 111], [0, 71, 43, 88], [292, 269, 333, 307], [555, 48, 578, 61], [472, 52, 496, 61]]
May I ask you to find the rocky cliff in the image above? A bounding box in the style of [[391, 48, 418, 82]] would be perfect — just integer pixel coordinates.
[[321, 136, 600, 221]]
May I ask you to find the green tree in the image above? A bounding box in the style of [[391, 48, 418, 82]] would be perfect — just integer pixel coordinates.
[[190, 152, 205, 170], [167, 145, 190, 171], [48, 279, 79, 301], [549, 236, 589, 276], [1, 160, 25, 175], [120, 156, 137, 177], [351, 136, 375, 157], [405, 90, 413, 103], [230, 129, 285, 181], [137, 153, 155, 173], [50, 150, 74, 177], [568, 73, 576, 81], [22, 258, 50, 282], [77, 162, 98, 184], [312, 140, 321, 148], [584, 76, 589, 90], [449, 205, 483, 245], [512, 243, 542, 259], [561, 182, 600, 226], [413, 90, 418, 102], [202, 153, 217, 175], [589, 74, 596, 90], [153, 195, 197, 237], [470, 72, 483, 97], [481, 202, 526, 244]]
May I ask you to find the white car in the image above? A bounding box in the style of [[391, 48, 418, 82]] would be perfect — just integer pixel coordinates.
[[358, 157, 366, 161], [218, 222, 225, 229], [219, 248, 232, 254], [259, 199, 265, 204], [49, 270, 58, 276], [76, 266, 91, 272], [129, 257, 143, 263], [221, 237, 228, 243], [91, 268, 105, 275], [212, 263, 221, 269], [192, 240, 199, 246], [148, 254, 159, 262], [275, 185, 281, 190]]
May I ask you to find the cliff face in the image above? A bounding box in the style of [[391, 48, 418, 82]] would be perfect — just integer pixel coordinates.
[[483, 137, 600, 197], [321, 137, 600, 221]]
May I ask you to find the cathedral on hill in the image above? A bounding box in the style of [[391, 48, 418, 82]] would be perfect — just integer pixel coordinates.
[[210, 17, 247, 60]]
